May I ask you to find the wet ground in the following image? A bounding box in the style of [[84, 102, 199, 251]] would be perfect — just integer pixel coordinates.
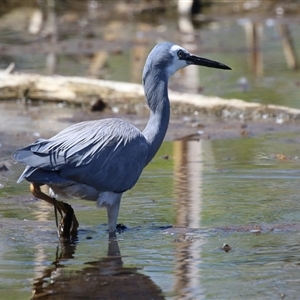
[[1, 1, 300, 299]]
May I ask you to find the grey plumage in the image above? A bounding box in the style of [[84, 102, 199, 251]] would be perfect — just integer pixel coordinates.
[[15, 119, 148, 193], [13, 42, 231, 235]]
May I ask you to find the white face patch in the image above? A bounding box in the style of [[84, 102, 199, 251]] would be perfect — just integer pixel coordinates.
[[170, 44, 184, 52], [166, 44, 190, 76]]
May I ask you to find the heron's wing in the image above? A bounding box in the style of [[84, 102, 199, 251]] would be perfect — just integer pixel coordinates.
[[14, 119, 139, 168], [13, 119, 149, 192]]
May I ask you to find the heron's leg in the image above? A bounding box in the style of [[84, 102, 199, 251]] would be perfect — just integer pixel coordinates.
[[30, 183, 79, 238], [106, 196, 121, 238], [30, 183, 62, 212]]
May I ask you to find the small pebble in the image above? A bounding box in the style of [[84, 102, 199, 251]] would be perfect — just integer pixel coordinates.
[[91, 98, 107, 112], [222, 243, 232, 252], [0, 164, 8, 171]]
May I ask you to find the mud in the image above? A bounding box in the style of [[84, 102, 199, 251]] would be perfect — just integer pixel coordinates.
[[2, 106, 300, 153]]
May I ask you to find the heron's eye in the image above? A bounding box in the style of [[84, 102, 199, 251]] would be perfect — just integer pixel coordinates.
[[177, 50, 185, 59]]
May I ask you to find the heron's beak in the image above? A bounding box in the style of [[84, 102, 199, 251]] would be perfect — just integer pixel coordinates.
[[187, 55, 231, 70]]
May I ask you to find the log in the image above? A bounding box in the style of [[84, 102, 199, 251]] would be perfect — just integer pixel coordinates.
[[1, 72, 300, 121]]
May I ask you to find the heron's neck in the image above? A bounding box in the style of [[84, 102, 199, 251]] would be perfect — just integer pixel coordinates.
[[142, 76, 170, 165]]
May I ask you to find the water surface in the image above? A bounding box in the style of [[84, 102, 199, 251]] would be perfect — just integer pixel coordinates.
[[1, 134, 300, 299], [1, 2, 300, 299]]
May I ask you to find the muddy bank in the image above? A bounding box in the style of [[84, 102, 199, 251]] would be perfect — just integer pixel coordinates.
[[1, 72, 300, 152], [1, 74, 300, 167], [1, 102, 300, 163], [61, 107, 300, 142]]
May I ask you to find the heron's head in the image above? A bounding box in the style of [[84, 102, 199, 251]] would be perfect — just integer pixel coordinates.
[[166, 43, 231, 76], [143, 42, 231, 82]]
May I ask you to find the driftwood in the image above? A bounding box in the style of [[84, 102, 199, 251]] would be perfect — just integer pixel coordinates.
[[1, 72, 300, 121]]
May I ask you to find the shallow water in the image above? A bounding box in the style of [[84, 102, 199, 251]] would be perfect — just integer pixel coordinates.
[[1, 2, 300, 299], [1, 134, 300, 299]]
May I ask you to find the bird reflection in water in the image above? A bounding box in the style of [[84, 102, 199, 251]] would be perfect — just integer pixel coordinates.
[[32, 237, 165, 300]]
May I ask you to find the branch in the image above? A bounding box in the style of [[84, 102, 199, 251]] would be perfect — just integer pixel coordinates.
[[0, 73, 299, 121]]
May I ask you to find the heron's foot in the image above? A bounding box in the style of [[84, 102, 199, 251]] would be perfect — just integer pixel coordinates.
[[116, 223, 127, 233], [55, 201, 79, 239]]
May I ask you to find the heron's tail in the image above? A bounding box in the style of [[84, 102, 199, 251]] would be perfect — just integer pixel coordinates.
[[16, 166, 36, 183]]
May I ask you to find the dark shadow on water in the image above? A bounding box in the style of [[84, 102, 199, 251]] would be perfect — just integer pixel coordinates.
[[32, 237, 165, 300]]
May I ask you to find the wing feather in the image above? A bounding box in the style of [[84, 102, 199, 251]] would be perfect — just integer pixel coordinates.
[[13, 119, 149, 192]]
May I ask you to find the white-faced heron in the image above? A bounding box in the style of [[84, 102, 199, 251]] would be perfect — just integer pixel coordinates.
[[13, 42, 231, 239]]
